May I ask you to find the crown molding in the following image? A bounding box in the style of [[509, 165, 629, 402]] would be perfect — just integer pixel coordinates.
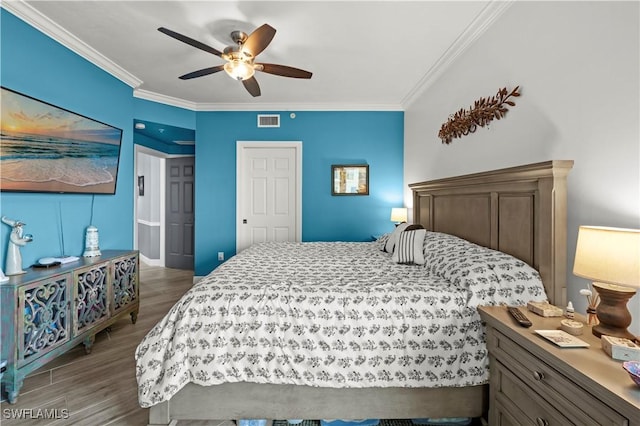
[[133, 89, 199, 110], [1, 0, 143, 89], [133, 88, 402, 111], [193, 102, 404, 112], [400, 0, 514, 109]]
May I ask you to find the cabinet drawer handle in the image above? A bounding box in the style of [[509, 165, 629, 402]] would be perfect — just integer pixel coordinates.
[[533, 370, 544, 381], [535, 417, 548, 426]]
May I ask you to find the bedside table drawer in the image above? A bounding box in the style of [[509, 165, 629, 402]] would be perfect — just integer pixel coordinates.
[[488, 328, 629, 426], [490, 357, 573, 425]]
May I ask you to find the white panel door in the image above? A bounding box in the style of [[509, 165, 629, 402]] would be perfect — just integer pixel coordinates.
[[237, 142, 301, 253]]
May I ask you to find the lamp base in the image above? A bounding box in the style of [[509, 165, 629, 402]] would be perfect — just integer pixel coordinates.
[[592, 282, 636, 340], [592, 323, 636, 340]]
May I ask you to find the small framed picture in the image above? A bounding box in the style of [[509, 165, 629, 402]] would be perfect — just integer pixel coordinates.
[[331, 164, 369, 196]]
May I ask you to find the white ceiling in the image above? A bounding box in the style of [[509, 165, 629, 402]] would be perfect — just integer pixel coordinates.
[[4, 1, 510, 111]]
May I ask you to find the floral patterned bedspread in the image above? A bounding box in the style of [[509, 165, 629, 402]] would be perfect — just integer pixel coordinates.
[[136, 233, 547, 408]]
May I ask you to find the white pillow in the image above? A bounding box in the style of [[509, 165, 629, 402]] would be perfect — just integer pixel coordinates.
[[384, 222, 410, 253], [392, 229, 427, 265]]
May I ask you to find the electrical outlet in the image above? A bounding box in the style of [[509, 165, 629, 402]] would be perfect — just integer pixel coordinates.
[[218, 252, 224, 261]]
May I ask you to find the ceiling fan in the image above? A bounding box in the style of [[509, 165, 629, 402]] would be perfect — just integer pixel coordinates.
[[158, 24, 312, 97]]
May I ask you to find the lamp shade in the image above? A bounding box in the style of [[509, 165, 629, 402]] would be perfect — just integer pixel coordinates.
[[573, 226, 640, 289], [390, 208, 408, 223]]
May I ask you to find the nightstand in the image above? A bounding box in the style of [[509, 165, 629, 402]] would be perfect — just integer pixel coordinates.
[[478, 306, 640, 426]]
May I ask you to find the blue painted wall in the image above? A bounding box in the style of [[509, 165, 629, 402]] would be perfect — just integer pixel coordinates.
[[133, 97, 195, 129], [194, 111, 404, 276], [132, 99, 196, 154], [0, 10, 135, 268], [134, 131, 195, 155]]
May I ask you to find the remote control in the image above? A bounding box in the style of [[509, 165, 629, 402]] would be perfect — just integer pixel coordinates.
[[507, 306, 533, 328]]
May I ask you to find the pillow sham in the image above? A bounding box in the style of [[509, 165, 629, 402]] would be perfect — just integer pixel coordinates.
[[392, 228, 427, 265], [422, 231, 548, 307], [376, 233, 391, 251], [384, 222, 410, 253]]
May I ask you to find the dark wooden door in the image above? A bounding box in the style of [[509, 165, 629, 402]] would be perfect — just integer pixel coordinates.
[[165, 157, 194, 270]]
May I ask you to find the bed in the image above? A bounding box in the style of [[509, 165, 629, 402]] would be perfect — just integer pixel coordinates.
[[139, 160, 573, 426]]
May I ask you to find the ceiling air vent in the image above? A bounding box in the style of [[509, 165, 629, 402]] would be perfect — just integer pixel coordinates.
[[257, 114, 280, 128]]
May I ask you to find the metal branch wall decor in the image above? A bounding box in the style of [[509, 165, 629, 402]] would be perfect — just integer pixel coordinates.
[[438, 86, 521, 144]]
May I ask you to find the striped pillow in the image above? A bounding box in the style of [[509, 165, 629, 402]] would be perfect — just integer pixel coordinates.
[[384, 222, 410, 253], [392, 229, 427, 265], [376, 233, 391, 251]]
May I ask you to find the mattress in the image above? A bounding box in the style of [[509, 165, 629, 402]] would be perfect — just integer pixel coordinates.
[[136, 232, 547, 408]]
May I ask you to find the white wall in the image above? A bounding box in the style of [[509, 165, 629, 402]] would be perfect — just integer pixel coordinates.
[[136, 150, 163, 262], [404, 1, 639, 334], [136, 151, 162, 224]]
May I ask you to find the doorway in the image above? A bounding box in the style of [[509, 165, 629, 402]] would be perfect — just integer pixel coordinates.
[[134, 145, 194, 269], [236, 141, 302, 253]]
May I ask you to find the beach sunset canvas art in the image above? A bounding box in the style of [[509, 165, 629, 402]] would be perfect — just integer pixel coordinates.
[[0, 87, 122, 194]]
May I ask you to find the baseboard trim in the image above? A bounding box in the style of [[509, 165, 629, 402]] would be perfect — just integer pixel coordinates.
[[140, 254, 163, 267]]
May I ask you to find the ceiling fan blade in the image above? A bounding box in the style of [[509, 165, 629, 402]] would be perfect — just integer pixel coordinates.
[[179, 65, 225, 80], [242, 24, 276, 58], [242, 77, 261, 97], [256, 63, 313, 79], [158, 27, 223, 57]]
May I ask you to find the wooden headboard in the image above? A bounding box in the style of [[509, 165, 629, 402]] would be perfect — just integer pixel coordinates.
[[409, 160, 573, 306]]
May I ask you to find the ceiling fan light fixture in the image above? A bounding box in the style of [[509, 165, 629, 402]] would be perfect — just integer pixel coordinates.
[[224, 60, 255, 81]]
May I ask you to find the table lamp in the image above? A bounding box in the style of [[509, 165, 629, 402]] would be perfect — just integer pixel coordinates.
[[390, 208, 408, 225], [573, 226, 640, 340]]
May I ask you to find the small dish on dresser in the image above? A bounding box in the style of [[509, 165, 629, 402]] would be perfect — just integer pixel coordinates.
[[622, 360, 640, 386], [534, 329, 590, 347]]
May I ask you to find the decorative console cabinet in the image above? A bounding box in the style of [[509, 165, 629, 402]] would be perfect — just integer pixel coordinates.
[[0, 250, 139, 404]]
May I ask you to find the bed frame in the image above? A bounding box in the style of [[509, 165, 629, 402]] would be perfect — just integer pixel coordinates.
[[148, 160, 573, 426]]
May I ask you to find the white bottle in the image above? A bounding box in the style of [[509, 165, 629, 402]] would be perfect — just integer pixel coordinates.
[[565, 301, 575, 319]]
